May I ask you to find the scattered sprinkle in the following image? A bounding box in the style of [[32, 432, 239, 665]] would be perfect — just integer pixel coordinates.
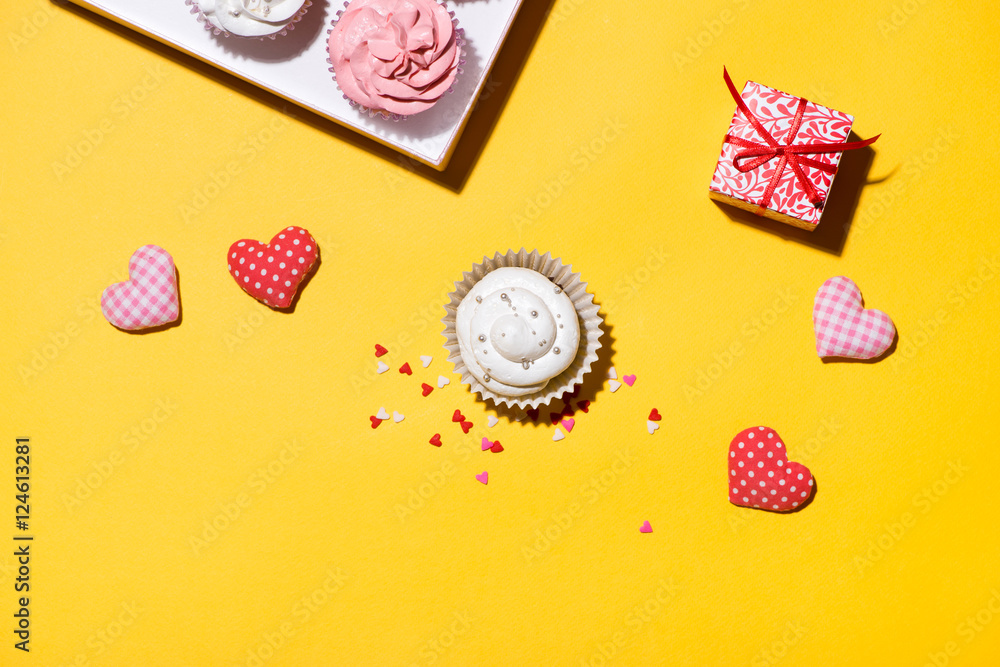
[[392, 411, 405, 423], [640, 521, 652, 533], [420, 355, 433, 368], [429, 434, 442, 447], [623, 374, 637, 387], [649, 408, 661, 421], [437, 375, 450, 388], [487, 416, 499, 428], [370, 416, 382, 429], [577, 400, 590, 413], [607, 367, 617, 380], [552, 430, 566, 442], [647, 420, 659, 435], [399, 362, 412, 375], [375, 344, 388, 357], [476, 471, 489, 485], [376, 361, 389, 374], [490, 441, 504, 453], [421, 383, 434, 397], [461, 421, 473, 434], [609, 380, 622, 393], [376, 407, 390, 420], [561, 418, 575, 433], [526, 408, 539, 421], [482, 437, 493, 451], [452, 409, 465, 423]]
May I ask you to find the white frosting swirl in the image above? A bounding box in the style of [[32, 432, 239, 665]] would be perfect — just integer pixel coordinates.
[[456, 268, 580, 397], [195, 0, 307, 37]]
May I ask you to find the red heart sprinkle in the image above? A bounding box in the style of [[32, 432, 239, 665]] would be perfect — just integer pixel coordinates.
[[526, 408, 539, 421], [577, 400, 590, 413], [490, 441, 504, 453], [452, 409, 465, 423], [649, 409, 661, 421], [421, 383, 434, 397], [370, 416, 382, 429], [550, 412, 563, 425], [461, 421, 473, 434], [429, 434, 442, 447], [375, 344, 388, 357], [399, 362, 412, 375], [228, 227, 318, 309], [728, 426, 814, 512]]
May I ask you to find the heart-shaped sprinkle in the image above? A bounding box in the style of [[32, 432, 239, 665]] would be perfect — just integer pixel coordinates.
[[487, 416, 499, 428], [376, 407, 390, 420], [399, 362, 412, 375], [420, 355, 433, 367], [438, 375, 450, 388], [623, 374, 637, 387], [376, 361, 389, 374], [370, 416, 382, 429], [649, 409, 661, 421], [475, 471, 488, 485], [392, 411, 405, 423], [549, 412, 563, 425], [421, 383, 434, 397], [429, 433, 442, 447], [561, 387, 581, 403], [814, 276, 896, 359], [561, 418, 575, 433], [729, 426, 814, 512], [647, 420, 659, 435], [609, 380, 622, 393], [577, 400, 590, 413], [639, 521, 652, 533], [461, 421, 473, 434], [607, 366, 617, 379], [375, 344, 388, 357], [101, 245, 180, 330], [481, 437, 493, 451], [552, 430, 566, 442], [526, 408, 539, 421], [452, 409, 465, 423], [228, 227, 318, 309], [490, 441, 504, 453]]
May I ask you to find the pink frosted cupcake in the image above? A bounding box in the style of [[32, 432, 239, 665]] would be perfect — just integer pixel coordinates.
[[327, 0, 463, 118], [187, 0, 312, 39]]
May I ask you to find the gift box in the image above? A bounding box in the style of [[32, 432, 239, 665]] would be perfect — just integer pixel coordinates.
[[709, 69, 878, 231]]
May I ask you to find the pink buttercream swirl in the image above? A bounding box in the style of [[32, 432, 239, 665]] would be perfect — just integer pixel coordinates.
[[328, 0, 461, 116]]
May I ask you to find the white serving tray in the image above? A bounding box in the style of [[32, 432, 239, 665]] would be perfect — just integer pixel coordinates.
[[65, 0, 524, 169]]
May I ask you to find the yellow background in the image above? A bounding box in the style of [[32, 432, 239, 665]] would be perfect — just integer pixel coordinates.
[[3, 0, 1000, 664]]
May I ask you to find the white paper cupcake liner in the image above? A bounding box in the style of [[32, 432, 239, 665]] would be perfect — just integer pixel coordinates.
[[442, 249, 603, 411], [326, 0, 465, 121], [186, 0, 313, 40]]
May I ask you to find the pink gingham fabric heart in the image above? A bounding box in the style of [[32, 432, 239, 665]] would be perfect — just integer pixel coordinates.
[[813, 276, 895, 359], [101, 245, 180, 331]]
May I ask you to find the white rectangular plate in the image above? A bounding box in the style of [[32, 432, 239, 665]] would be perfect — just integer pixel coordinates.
[[66, 0, 524, 169]]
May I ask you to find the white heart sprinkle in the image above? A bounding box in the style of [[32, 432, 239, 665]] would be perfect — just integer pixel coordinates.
[[420, 355, 433, 368], [375, 407, 389, 420], [608, 380, 622, 393], [376, 361, 389, 374], [437, 375, 450, 388], [487, 416, 499, 428], [552, 430, 566, 442], [607, 366, 618, 379], [647, 420, 659, 435], [392, 411, 404, 423]]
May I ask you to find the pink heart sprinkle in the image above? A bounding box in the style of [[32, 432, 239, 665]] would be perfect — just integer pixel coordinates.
[[476, 471, 488, 485], [481, 437, 493, 451], [623, 374, 636, 387], [640, 521, 652, 533], [561, 418, 575, 433]]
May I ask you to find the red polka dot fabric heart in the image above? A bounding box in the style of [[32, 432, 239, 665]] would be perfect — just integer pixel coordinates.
[[101, 245, 180, 331], [813, 276, 895, 359], [729, 427, 814, 512], [228, 227, 318, 309]]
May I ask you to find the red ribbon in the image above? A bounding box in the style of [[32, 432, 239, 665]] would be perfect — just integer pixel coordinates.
[[723, 67, 879, 216]]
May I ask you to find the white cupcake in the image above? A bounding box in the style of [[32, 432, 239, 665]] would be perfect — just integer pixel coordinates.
[[443, 250, 603, 410], [187, 0, 312, 39]]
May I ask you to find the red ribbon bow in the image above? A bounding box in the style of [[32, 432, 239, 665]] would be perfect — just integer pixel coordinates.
[[723, 67, 879, 216]]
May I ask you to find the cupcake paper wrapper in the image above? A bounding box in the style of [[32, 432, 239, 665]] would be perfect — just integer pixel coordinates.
[[186, 0, 313, 40], [326, 0, 464, 121], [443, 249, 603, 411]]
